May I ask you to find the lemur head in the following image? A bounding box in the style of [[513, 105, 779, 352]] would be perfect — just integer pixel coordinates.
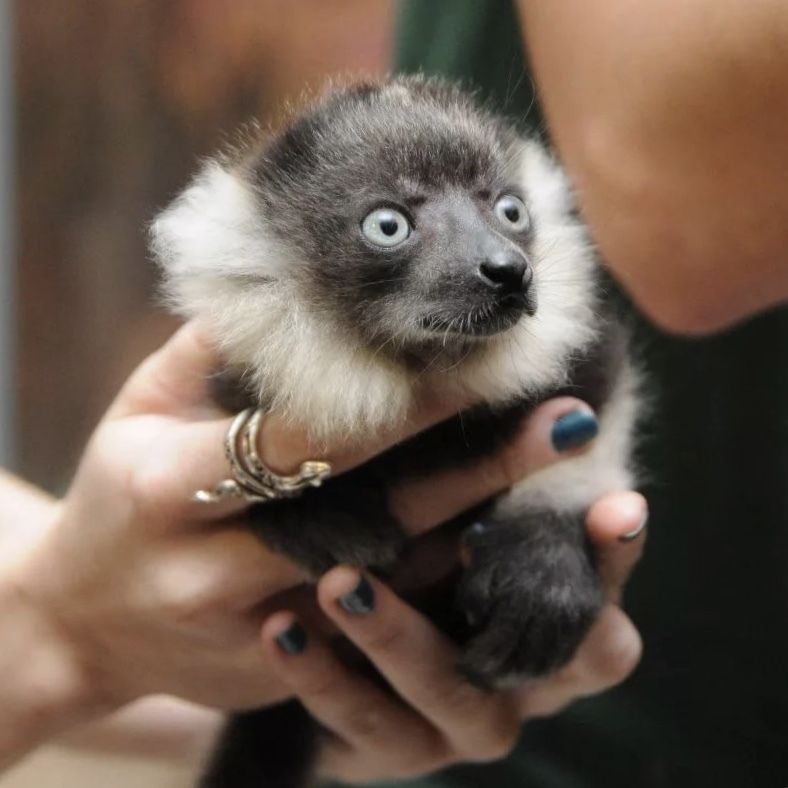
[[152, 76, 599, 438], [249, 79, 538, 350]]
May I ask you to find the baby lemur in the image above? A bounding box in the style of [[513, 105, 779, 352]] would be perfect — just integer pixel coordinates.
[[152, 76, 639, 788]]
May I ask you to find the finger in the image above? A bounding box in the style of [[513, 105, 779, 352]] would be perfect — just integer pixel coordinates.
[[114, 347, 471, 525], [110, 322, 224, 420], [127, 333, 467, 479], [260, 613, 447, 783], [391, 397, 599, 535], [518, 604, 642, 718], [317, 568, 521, 763], [112, 327, 598, 529], [131, 400, 479, 524], [125, 411, 381, 525], [120, 416, 263, 524], [585, 491, 648, 602]]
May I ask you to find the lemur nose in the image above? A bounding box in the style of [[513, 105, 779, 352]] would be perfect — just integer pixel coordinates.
[[479, 253, 532, 296]]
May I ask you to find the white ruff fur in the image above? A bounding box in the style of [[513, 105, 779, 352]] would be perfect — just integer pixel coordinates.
[[152, 145, 601, 441]]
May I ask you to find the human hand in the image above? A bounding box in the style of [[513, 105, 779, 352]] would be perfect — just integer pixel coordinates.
[[6, 321, 599, 709], [7, 322, 473, 716], [259, 403, 646, 783], [5, 320, 640, 774]]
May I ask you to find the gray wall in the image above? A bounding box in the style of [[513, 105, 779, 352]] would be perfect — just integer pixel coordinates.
[[0, 0, 14, 467]]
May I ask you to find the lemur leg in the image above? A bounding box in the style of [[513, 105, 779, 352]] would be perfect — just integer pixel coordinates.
[[246, 469, 406, 578], [456, 362, 640, 687]]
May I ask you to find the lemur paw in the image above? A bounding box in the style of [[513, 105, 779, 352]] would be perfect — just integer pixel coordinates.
[[455, 513, 604, 688], [246, 475, 406, 578]]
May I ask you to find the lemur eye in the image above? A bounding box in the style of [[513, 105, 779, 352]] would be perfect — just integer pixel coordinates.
[[493, 194, 530, 232], [361, 208, 411, 247]]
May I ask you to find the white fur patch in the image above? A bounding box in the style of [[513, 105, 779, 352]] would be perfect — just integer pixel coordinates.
[[151, 162, 294, 284], [152, 142, 603, 441]]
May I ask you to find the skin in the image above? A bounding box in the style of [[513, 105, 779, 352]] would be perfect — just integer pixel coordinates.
[[0, 322, 645, 780], [517, 0, 788, 334]]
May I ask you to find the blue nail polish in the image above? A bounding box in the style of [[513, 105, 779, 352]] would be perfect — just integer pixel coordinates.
[[551, 410, 598, 452], [275, 622, 308, 654], [338, 575, 375, 615]]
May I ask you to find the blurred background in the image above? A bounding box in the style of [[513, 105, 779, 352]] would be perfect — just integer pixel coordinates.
[[9, 0, 397, 491], [2, 1, 396, 785]]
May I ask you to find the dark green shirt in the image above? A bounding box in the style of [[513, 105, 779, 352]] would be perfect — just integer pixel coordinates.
[[333, 3, 788, 785]]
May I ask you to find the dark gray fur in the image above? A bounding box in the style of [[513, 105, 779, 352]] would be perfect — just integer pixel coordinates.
[[170, 77, 636, 788]]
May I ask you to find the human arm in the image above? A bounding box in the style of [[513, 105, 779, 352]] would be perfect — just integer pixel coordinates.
[[0, 471, 102, 771], [516, 0, 788, 333]]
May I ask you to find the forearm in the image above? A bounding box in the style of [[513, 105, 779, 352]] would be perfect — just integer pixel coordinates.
[[518, 0, 788, 332], [0, 471, 110, 772]]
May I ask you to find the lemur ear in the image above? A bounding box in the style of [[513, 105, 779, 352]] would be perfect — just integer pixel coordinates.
[[151, 161, 264, 281], [150, 161, 292, 317]]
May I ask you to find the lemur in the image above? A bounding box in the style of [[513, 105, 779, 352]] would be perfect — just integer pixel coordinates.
[[152, 75, 640, 788]]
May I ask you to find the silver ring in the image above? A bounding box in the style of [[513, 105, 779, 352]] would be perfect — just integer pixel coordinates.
[[193, 408, 332, 504]]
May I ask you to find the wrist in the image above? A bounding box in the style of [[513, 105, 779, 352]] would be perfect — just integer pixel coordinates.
[[0, 505, 116, 770]]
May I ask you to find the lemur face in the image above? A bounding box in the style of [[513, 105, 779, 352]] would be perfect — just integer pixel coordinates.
[[245, 81, 538, 361], [285, 182, 539, 353]]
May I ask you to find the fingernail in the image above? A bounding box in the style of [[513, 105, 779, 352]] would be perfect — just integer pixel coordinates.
[[619, 512, 648, 543], [275, 622, 308, 654], [551, 410, 598, 452], [338, 575, 375, 615]]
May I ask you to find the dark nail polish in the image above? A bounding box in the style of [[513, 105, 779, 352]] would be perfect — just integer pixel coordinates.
[[551, 410, 598, 452], [275, 622, 308, 654], [619, 512, 648, 543], [338, 575, 375, 616]]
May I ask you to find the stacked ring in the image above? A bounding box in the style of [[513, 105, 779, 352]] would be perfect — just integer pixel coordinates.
[[193, 408, 332, 504]]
